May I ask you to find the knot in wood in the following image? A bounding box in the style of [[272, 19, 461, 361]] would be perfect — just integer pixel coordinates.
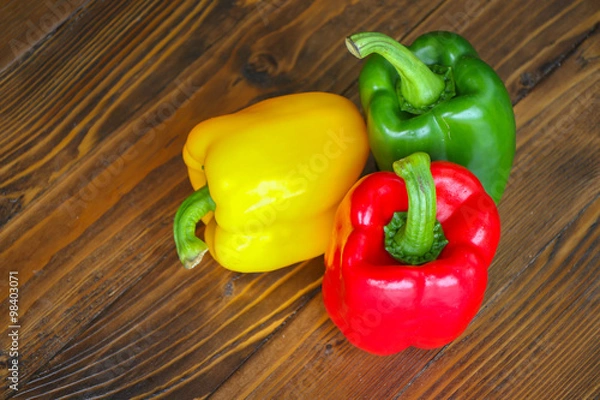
[[243, 52, 279, 87]]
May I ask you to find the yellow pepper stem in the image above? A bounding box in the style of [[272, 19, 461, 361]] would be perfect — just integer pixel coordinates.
[[173, 186, 216, 269]]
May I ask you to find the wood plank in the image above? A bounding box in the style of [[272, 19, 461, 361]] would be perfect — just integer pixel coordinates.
[[0, 0, 437, 284], [0, 0, 227, 228], [1, 0, 301, 291], [489, 25, 599, 294], [1, 0, 597, 398], [18, 256, 325, 399], [211, 6, 600, 399], [395, 197, 599, 399], [407, 0, 600, 102], [0, 0, 446, 397], [0, 0, 90, 72], [339, 0, 599, 105], [388, 25, 600, 400], [212, 292, 442, 400]]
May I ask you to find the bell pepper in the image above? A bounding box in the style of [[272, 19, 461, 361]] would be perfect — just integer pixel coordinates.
[[173, 92, 369, 273], [322, 152, 500, 355], [346, 31, 516, 203]]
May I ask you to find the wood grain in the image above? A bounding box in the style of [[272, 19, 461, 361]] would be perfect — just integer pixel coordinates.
[[1, 0, 598, 398], [2, 0, 445, 395], [0, 0, 90, 72], [212, 22, 600, 400], [396, 198, 600, 399]]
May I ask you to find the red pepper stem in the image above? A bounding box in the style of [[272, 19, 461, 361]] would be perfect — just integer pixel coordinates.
[[384, 152, 448, 265], [173, 185, 216, 269], [345, 32, 446, 110], [394, 152, 437, 255]]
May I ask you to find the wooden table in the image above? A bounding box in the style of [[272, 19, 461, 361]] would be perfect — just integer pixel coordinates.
[[1, 0, 598, 398]]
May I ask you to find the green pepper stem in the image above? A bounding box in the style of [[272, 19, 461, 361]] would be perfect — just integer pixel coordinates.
[[384, 152, 448, 265], [346, 32, 446, 110], [173, 186, 216, 269]]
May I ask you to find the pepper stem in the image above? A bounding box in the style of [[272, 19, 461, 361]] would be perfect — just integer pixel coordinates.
[[173, 186, 216, 269], [383, 152, 448, 265], [346, 32, 450, 113]]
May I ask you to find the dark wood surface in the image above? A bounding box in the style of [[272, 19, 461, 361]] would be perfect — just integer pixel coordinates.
[[1, 0, 598, 398]]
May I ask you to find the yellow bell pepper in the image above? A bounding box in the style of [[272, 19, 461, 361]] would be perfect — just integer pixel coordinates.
[[173, 92, 369, 272]]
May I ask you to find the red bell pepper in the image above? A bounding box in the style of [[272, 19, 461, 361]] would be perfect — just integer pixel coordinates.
[[322, 152, 500, 355]]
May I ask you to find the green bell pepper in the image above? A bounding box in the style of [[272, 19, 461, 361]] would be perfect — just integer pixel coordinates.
[[346, 31, 516, 203]]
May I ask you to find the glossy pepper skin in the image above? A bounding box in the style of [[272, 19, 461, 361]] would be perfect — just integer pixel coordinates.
[[347, 31, 516, 203], [173, 92, 369, 273], [322, 152, 500, 355]]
